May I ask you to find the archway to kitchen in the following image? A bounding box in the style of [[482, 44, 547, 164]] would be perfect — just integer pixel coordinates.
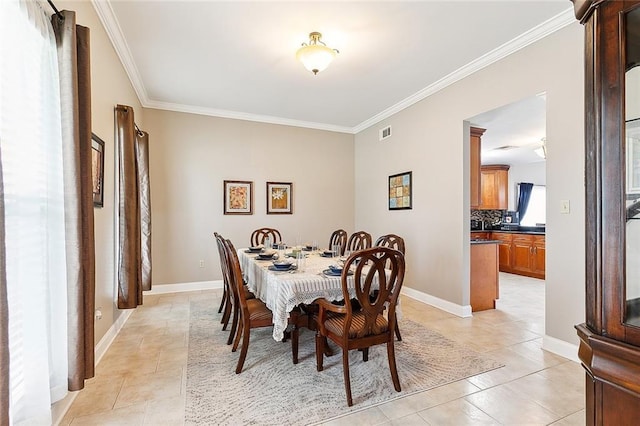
[[467, 93, 547, 338]]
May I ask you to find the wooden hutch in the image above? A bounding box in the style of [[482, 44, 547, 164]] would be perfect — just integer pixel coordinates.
[[571, 0, 640, 423]]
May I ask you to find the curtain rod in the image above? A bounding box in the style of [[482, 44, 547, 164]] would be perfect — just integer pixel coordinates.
[[47, 0, 63, 20]]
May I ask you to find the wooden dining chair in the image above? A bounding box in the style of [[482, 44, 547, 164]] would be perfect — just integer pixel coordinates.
[[374, 234, 406, 341], [222, 238, 300, 373], [345, 230, 372, 253], [328, 229, 348, 255], [215, 232, 254, 346], [250, 227, 282, 247], [315, 246, 406, 406], [375, 234, 405, 255]]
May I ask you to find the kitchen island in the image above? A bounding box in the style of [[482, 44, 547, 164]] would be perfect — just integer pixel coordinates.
[[470, 239, 499, 312]]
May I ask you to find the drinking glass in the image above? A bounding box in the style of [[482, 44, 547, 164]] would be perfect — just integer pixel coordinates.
[[264, 237, 271, 250], [332, 244, 341, 258], [312, 240, 319, 253], [296, 251, 306, 272]]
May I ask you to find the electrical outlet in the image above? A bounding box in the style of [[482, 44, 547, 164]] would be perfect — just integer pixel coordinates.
[[560, 199, 570, 214], [199, 260, 205, 268]]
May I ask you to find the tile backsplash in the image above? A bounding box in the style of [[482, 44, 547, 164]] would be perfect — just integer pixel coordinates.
[[471, 209, 504, 226]]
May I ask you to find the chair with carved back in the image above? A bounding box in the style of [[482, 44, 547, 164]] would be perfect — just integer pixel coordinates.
[[222, 238, 301, 373], [374, 234, 406, 341], [250, 228, 282, 247], [315, 246, 405, 406], [345, 231, 372, 253], [328, 229, 348, 255]]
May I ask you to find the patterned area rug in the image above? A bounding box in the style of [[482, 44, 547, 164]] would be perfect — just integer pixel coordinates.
[[186, 297, 503, 425]]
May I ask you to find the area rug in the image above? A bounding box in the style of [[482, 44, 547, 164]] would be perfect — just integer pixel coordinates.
[[185, 298, 503, 425]]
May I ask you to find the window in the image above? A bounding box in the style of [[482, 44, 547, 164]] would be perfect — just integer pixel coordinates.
[[1, 0, 68, 423], [519, 184, 546, 226]]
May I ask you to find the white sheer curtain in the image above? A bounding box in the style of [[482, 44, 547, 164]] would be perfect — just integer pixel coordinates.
[[0, 0, 68, 424]]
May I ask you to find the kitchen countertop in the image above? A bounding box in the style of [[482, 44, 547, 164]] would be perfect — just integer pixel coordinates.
[[471, 229, 545, 236], [470, 239, 500, 245]]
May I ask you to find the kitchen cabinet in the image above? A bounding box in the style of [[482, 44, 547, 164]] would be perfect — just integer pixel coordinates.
[[572, 2, 640, 422], [480, 165, 509, 210], [470, 127, 485, 209], [470, 241, 499, 312], [490, 232, 545, 279], [470, 231, 490, 240], [492, 232, 513, 272]]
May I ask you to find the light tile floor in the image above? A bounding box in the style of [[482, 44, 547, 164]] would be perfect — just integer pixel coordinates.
[[59, 273, 585, 425]]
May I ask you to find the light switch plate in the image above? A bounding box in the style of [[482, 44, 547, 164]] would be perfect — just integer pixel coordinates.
[[560, 199, 570, 214]]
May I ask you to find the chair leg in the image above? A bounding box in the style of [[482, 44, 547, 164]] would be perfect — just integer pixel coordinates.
[[395, 323, 402, 341], [221, 293, 232, 329], [232, 317, 243, 352], [342, 348, 353, 407], [315, 333, 324, 372], [235, 324, 251, 374], [218, 287, 227, 313], [292, 326, 299, 364], [227, 304, 239, 345], [362, 347, 369, 362], [387, 340, 401, 392]]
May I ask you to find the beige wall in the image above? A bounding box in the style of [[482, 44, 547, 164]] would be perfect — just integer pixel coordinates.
[[354, 23, 585, 346], [143, 110, 354, 285], [58, 0, 144, 344], [65, 1, 585, 350]]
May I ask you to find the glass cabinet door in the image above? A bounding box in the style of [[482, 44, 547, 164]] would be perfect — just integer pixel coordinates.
[[625, 6, 640, 327]]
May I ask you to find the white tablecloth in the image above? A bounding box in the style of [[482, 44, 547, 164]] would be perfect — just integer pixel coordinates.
[[238, 249, 359, 341]]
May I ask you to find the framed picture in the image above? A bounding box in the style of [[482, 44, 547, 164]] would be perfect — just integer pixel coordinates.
[[266, 182, 292, 214], [91, 133, 105, 208], [388, 171, 412, 210], [224, 180, 253, 215]]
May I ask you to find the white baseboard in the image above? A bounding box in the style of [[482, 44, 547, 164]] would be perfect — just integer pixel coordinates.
[[402, 286, 473, 318], [144, 280, 222, 295], [542, 334, 580, 363]]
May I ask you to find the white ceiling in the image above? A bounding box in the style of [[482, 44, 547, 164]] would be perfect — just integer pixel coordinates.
[[93, 0, 572, 149]]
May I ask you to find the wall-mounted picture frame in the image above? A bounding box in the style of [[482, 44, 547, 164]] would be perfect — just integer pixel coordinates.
[[91, 133, 105, 208], [388, 171, 412, 210], [224, 180, 253, 215], [266, 181, 292, 214]]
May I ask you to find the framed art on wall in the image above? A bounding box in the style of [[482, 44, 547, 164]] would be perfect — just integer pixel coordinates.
[[224, 180, 253, 215], [91, 133, 105, 208], [388, 171, 412, 210], [266, 181, 292, 214]]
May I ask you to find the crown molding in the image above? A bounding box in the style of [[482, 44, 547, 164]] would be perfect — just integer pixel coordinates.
[[144, 100, 353, 134], [91, 0, 149, 104], [351, 7, 576, 134], [92, 1, 575, 135]]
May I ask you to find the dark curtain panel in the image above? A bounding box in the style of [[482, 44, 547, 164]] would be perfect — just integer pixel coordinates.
[[0, 151, 9, 425], [52, 10, 96, 391], [136, 131, 152, 291], [517, 182, 534, 223], [116, 105, 143, 308]]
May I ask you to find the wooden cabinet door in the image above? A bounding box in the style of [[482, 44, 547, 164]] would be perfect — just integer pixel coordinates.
[[470, 127, 485, 209], [480, 165, 509, 210], [491, 232, 512, 272], [512, 235, 534, 274], [532, 235, 546, 276]]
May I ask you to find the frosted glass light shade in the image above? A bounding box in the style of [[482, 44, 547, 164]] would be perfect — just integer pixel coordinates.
[[296, 44, 336, 75], [296, 32, 338, 75]]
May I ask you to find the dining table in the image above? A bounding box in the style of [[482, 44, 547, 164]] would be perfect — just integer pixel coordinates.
[[238, 247, 389, 342]]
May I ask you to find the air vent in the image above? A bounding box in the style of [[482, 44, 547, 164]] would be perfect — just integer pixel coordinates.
[[379, 126, 392, 141], [493, 145, 518, 151]]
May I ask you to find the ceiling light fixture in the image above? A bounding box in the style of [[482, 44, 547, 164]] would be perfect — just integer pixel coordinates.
[[296, 32, 339, 75], [535, 138, 547, 159]]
